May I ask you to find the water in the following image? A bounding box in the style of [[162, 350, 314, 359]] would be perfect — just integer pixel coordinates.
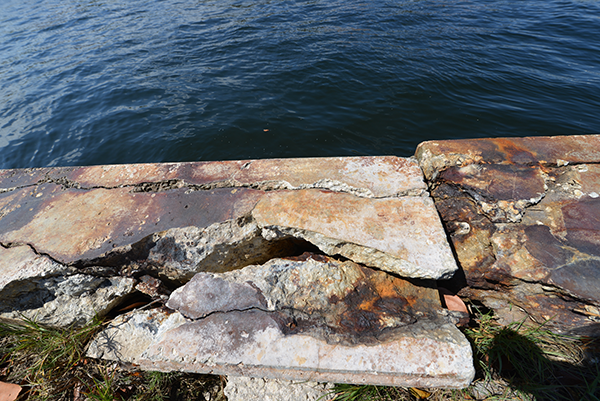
[[1, 0, 599, 169]]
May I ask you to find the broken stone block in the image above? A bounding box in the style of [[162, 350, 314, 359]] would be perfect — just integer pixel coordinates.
[[88, 254, 475, 388], [417, 135, 600, 334], [224, 376, 334, 401], [0, 156, 436, 278], [253, 190, 457, 280], [0, 244, 69, 292], [0, 185, 263, 264], [0, 244, 134, 327], [146, 217, 308, 282]]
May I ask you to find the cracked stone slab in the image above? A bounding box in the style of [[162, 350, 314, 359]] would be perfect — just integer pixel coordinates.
[[0, 244, 70, 292], [417, 135, 600, 334], [253, 190, 458, 279], [0, 185, 262, 264], [0, 244, 135, 327], [0, 168, 53, 193], [88, 254, 474, 388], [0, 157, 425, 197], [0, 157, 430, 269]]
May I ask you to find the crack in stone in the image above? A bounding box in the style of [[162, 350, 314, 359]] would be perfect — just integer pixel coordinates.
[[435, 179, 547, 224], [166, 302, 458, 347], [0, 241, 66, 267], [2, 174, 426, 199]]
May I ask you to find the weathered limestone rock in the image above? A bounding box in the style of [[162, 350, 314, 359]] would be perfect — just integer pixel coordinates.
[[417, 135, 600, 334], [0, 185, 263, 264], [253, 190, 457, 279], [86, 308, 188, 361], [146, 217, 310, 282], [88, 254, 475, 388], [0, 156, 450, 279], [0, 157, 423, 197], [0, 155, 460, 334], [224, 377, 334, 401], [2, 156, 470, 387], [146, 188, 458, 281], [0, 244, 69, 291], [0, 245, 135, 327]]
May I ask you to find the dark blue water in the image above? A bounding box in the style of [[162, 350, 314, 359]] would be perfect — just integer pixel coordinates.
[[1, 0, 599, 169]]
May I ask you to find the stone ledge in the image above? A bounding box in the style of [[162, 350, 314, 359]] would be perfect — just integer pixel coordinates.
[[5, 135, 600, 390], [417, 134, 600, 335]]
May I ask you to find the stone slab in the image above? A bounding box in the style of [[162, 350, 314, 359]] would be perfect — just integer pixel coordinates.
[[417, 134, 600, 333], [0, 157, 425, 197], [0, 245, 134, 327], [0, 185, 262, 264], [88, 254, 474, 388], [0, 156, 454, 281], [253, 190, 458, 279], [416, 134, 600, 180]]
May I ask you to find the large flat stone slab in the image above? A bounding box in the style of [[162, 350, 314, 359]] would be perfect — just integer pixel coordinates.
[[0, 157, 425, 197], [417, 135, 600, 334], [88, 254, 474, 388], [253, 190, 457, 279], [0, 156, 456, 280], [0, 185, 263, 264]]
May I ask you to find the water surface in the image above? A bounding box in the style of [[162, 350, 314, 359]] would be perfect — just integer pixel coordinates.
[[1, 0, 599, 168]]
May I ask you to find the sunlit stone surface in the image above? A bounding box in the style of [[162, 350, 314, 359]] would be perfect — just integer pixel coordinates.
[[417, 135, 600, 335]]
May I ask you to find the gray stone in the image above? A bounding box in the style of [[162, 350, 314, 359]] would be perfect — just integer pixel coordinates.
[[0, 272, 135, 327], [86, 309, 188, 362], [0, 244, 70, 292], [147, 217, 264, 280], [0, 245, 135, 327], [224, 376, 334, 401], [89, 255, 475, 388]]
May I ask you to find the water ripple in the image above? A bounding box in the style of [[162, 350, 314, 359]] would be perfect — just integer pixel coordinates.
[[1, 0, 599, 168]]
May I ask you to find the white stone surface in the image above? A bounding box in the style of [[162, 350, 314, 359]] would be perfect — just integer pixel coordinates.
[[224, 376, 334, 401]]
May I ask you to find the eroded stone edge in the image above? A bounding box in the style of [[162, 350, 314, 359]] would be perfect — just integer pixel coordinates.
[[87, 309, 475, 389], [0, 157, 427, 199]]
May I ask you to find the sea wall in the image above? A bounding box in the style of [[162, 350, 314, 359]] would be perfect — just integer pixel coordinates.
[[1, 134, 599, 391]]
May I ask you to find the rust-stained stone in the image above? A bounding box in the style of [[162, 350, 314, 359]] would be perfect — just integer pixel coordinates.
[[0, 156, 430, 269], [253, 189, 458, 279], [417, 135, 600, 334], [416, 134, 600, 180], [3, 156, 424, 197], [0, 185, 262, 264], [166, 253, 443, 338], [88, 254, 474, 388]]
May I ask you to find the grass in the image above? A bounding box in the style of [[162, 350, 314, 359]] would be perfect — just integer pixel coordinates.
[[1, 309, 598, 400], [0, 316, 226, 400], [328, 308, 600, 401]]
